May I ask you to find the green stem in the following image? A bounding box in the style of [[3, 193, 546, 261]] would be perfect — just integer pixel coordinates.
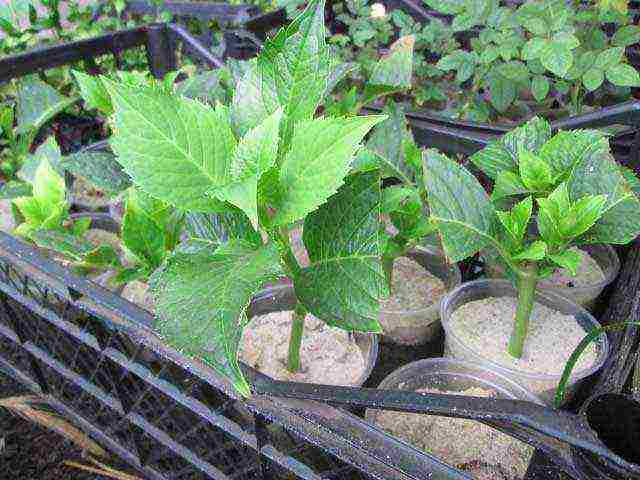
[[287, 302, 307, 373], [508, 262, 538, 359]]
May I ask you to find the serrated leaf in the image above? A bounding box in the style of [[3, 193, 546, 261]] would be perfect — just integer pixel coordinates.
[[210, 109, 282, 224], [582, 67, 605, 91], [270, 115, 384, 226], [612, 25, 640, 47], [499, 196, 532, 242], [620, 167, 640, 197], [258, 0, 332, 146], [559, 194, 607, 238], [73, 71, 113, 115], [368, 35, 414, 89], [531, 75, 550, 101], [540, 41, 573, 77], [16, 76, 78, 134], [513, 240, 546, 261], [519, 151, 553, 191], [538, 130, 608, 176], [552, 32, 579, 50], [568, 150, 640, 244], [296, 171, 386, 332], [83, 245, 122, 269], [422, 149, 499, 262], [502, 117, 552, 160], [184, 209, 262, 248], [470, 141, 517, 180], [231, 60, 280, 136], [106, 82, 235, 212], [492, 171, 529, 200], [606, 64, 640, 87], [122, 189, 166, 270], [62, 150, 132, 195], [150, 240, 283, 397], [366, 102, 414, 181]]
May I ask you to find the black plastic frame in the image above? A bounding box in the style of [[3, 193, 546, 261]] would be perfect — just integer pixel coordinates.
[[0, 20, 637, 480]]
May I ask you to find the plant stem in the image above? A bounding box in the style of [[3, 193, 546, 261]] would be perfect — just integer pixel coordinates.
[[508, 262, 538, 359], [287, 302, 307, 373]]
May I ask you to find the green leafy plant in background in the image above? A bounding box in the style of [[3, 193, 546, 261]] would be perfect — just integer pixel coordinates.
[[0, 76, 78, 179], [324, 32, 415, 116], [430, 0, 640, 121], [98, 0, 388, 396], [421, 117, 640, 358]]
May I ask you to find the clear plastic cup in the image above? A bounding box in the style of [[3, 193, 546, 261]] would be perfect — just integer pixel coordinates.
[[380, 246, 461, 346], [440, 279, 609, 405]]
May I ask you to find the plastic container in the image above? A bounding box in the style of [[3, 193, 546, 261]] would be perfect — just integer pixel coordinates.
[[380, 246, 461, 346], [572, 393, 640, 480], [484, 244, 620, 311], [248, 284, 379, 387], [366, 358, 543, 478], [440, 279, 609, 405]]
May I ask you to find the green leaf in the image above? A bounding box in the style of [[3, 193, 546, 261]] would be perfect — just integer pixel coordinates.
[[612, 25, 640, 47], [150, 240, 283, 397], [521, 38, 547, 61], [568, 150, 640, 244], [531, 75, 550, 101], [552, 32, 579, 50], [540, 41, 573, 77], [122, 189, 167, 270], [30, 230, 94, 262], [184, 209, 261, 248], [605, 64, 640, 87], [366, 102, 414, 181], [501, 117, 552, 161], [492, 170, 529, 200], [174, 70, 222, 104], [505, 196, 533, 242], [83, 245, 122, 269], [498, 61, 530, 81], [595, 47, 624, 69], [582, 67, 605, 91], [231, 60, 280, 137], [536, 186, 566, 246], [368, 35, 414, 89], [0, 181, 32, 200], [296, 171, 387, 332], [210, 108, 282, 224], [16, 76, 78, 134], [548, 249, 582, 276], [72, 71, 113, 115], [422, 149, 499, 262], [488, 73, 516, 112], [105, 82, 235, 212], [71, 217, 92, 237], [559, 194, 607, 238], [381, 186, 414, 213], [258, 0, 332, 146], [513, 240, 547, 261], [538, 130, 608, 176], [270, 115, 385, 226], [18, 136, 64, 183], [519, 151, 553, 191], [62, 150, 132, 195], [620, 167, 640, 197], [470, 142, 518, 180]]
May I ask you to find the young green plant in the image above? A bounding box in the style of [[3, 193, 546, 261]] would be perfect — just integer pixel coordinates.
[[422, 117, 640, 358], [102, 0, 389, 396]]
